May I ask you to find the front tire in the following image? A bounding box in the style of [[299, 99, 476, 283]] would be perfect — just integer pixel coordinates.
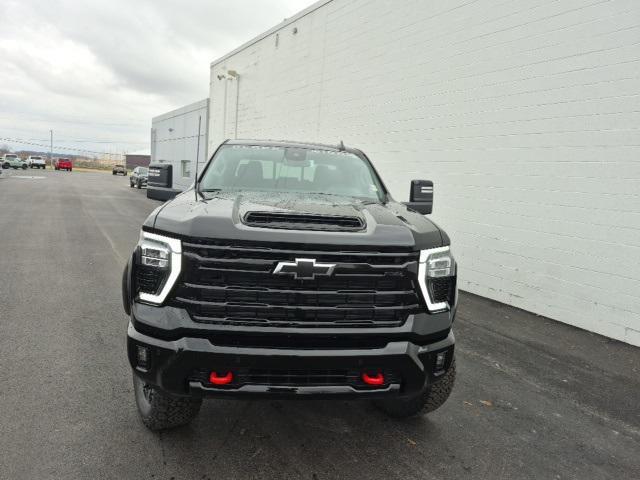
[[132, 374, 202, 431], [136, 180, 142, 189], [374, 357, 456, 418]]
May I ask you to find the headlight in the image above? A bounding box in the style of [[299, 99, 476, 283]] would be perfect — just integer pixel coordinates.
[[135, 231, 182, 305], [418, 246, 456, 312]]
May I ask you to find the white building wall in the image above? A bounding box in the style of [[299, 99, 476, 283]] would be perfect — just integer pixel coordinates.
[[208, 0, 640, 346], [151, 99, 209, 191]]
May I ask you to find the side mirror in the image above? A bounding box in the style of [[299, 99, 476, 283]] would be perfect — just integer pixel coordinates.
[[404, 180, 433, 215]]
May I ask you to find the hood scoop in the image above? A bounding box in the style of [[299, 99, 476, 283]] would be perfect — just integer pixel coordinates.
[[243, 211, 366, 232]]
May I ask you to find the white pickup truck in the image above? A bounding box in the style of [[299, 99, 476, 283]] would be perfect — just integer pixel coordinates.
[[27, 155, 46, 169]]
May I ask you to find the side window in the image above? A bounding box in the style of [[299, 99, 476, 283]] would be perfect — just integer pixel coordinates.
[[181, 160, 191, 178]]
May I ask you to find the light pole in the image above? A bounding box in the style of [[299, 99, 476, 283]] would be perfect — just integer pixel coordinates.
[[49, 130, 53, 167], [218, 74, 228, 138], [227, 70, 240, 139]]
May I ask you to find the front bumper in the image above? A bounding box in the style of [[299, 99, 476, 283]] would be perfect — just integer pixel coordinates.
[[127, 321, 455, 400]]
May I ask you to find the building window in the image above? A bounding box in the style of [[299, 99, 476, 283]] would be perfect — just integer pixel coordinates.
[[181, 160, 191, 177]]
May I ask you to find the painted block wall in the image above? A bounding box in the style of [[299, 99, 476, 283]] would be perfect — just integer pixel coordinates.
[[208, 0, 640, 346]]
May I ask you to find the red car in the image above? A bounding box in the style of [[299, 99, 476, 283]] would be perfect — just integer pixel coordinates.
[[54, 158, 73, 171]]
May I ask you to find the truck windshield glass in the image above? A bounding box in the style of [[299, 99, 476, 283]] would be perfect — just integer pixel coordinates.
[[200, 145, 385, 201]]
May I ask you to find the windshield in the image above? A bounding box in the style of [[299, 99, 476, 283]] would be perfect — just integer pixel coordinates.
[[6, 154, 17, 158], [31, 157, 42, 160], [199, 145, 385, 201], [139, 167, 148, 174]]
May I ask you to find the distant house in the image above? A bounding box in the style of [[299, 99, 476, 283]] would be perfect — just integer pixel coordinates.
[[125, 153, 150, 170]]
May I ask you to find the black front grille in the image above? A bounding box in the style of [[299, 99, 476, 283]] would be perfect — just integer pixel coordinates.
[[190, 368, 400, 389], [171, 238, 422, 328], [243, 211, 365, 231]]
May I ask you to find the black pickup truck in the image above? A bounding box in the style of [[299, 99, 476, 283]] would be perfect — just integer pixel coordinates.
[[122, 140, 457, 430]]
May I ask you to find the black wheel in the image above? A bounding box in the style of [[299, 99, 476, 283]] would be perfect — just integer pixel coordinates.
[[133, 373, 202, 431], [22, 164, 27, 170], [136, 180, 142, 189], [374, 356, 456, 418], [129, 180, 134, 188], [2, 164, 8, 169]]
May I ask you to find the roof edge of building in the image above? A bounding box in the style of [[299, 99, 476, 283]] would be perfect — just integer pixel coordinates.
[[152, 98, 210, 123], [209, 0, 334, 69]]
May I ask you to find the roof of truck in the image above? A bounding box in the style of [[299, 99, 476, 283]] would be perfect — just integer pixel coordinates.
[[224, 139, 361, 155]]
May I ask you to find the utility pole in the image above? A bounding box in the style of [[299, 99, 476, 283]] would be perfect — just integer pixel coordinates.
[[49, 130, 53, 167]]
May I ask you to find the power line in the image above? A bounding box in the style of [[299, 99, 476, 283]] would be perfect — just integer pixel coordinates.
[[0, 137, 126, 157], [26, 138, 148, 144]]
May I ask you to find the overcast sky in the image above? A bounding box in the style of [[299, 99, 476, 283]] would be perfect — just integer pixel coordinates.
[[0, 0, 313, 157]]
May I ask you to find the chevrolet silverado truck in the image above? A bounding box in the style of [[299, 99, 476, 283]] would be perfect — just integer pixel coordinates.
[[122, 140, 457, 430]]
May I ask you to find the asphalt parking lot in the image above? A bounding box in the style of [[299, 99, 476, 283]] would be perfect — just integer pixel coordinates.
[[0, 169, 639, 480]]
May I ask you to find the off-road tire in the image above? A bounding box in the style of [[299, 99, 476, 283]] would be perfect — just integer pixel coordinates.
[[136, 180, 142, 189], [374, 357, 456, 418], [133, 373, 202, 431], [129, 181, 134, 188]]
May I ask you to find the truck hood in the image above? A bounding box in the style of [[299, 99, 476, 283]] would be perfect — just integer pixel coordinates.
[[147, 190, 445, 250]]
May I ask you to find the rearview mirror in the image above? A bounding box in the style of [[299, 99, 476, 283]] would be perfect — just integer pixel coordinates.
[[404, 180, 433, 215]]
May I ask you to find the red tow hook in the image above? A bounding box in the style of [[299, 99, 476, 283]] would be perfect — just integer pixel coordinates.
[[362, 372, 385, 386], [209, 371, 234, 385]]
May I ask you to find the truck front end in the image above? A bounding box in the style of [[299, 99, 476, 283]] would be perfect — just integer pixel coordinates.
[[123, 140, 457, 430]]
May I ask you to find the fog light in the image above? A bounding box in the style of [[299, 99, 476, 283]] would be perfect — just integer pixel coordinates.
[[136, 345, 149, 368], [362, 372, 385, 386], [435, 352, 447, 370], [209, 371, 234, 385]]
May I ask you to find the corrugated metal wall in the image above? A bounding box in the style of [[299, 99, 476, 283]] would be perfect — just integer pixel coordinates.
[[151, 99, 209, 191], [208, 0, 640, 346]]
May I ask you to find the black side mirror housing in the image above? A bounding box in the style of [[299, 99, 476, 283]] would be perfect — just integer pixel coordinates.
[[404, 180, 433, 215]]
